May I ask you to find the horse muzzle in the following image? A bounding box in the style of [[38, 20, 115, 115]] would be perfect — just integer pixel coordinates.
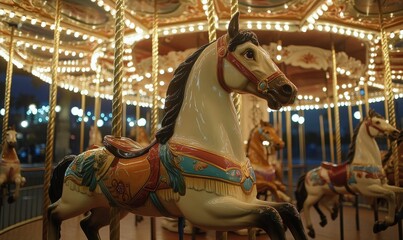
[[388, 130, 400, 141], [8, 141, 16, 148], [260, 74, 297, 110]]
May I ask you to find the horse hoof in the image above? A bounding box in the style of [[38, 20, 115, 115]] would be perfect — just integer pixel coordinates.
[[373, 221, 388, 233], [331, 211, 338, 220], [319, 218, 327, 227], [307, 227, 315, 238]]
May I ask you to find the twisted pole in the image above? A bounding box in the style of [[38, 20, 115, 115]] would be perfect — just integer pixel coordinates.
[[206, 0, 217, 42], [110, 0, 126, 238], [331, 41, 342, 164], [331, 39, 344, 240], [230, 0, 242, 122], [79, 82, 86, 153], [151, 1, 159, 137], [42, 0, 61, 239], [377, 0, 398, 186], [206, 2, 227, 239], [2, 25, 15, 145]]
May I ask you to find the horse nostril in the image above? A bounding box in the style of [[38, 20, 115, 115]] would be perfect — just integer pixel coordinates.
[[282, 84, 293, 95]]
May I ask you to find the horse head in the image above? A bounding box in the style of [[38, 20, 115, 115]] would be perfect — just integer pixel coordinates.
[[257, 120, 284, 151], [5, 128, 17, 148], [366, 109, 400, 139], [217, 12, 297, 110]]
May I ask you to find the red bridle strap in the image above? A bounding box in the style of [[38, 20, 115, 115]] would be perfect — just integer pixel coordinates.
[[216, 34, 285, 93], [365, 118, 385, 138]]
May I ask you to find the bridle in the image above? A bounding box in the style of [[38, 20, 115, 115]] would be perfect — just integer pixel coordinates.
[[365, 117, 387, 138], [216, 34, 285, 93]]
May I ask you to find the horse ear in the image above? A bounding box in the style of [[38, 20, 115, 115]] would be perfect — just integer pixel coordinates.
[[368, 109, 374, 117], [228, 12, 240, 39]]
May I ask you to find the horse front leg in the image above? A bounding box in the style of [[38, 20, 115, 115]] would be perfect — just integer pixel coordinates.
[[363, 184, 396, 233], [176, 191, 286, 240], [258, 200, 307, 240], [302, 194, 323, 238], [9, 174, 26, 203]]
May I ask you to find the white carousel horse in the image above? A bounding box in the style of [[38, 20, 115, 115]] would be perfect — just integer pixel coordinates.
[[47, 13, 306, 240], [295, 109, 402, 238], [0, 128, 26, 203], [247, 120, 290, 202]]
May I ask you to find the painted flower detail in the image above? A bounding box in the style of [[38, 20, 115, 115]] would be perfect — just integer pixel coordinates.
[[111, 179, 130, 202], [116, 181, 126, 194], [193, 161, 208, 171], [301, 53, 317, 64]]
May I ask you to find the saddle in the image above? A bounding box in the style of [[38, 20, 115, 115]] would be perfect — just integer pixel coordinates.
[[103, 135, 155, 159], [321, 162, 349, 187]]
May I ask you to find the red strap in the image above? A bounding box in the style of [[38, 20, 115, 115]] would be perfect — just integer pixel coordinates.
[[216, 34, 285, 93], [216, 36, 232, 92]]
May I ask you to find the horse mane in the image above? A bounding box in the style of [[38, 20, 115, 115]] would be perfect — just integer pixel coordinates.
[[345, 109, 383, 164], [155, 42, 212, 144], [156, 30, 260, 144]]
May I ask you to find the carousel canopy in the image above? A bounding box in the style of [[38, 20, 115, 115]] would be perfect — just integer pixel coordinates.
[[0, 0, 402, 110]]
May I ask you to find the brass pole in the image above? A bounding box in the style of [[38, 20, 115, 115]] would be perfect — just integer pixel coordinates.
[[151, 1, 159, 137], [110, 0, 126, 238], [1, 25, 15, 145], [347, 104, 353, 140], [319, 115, 326, 162], [206, 1, 226, 239], [122, 102, 127, 136], [93, 70, 101, 138], [363, 80, 369, 116], [278, 111, 284, 181], [79, 83, 86, 153], [377, 0, 398, 186], [207, 0, 217, 42], [326, 97, 335, 163], [149, 2, 159, 239], [136, 94, 141, 140], [331, 41, 342, 164], [286, 110, 293, 197], [230, 0, 241, 123], [42, 0, 61, 238]]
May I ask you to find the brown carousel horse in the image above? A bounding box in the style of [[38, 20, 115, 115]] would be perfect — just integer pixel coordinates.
[[247, 120, 290, 202], [295, 109, 402, 238], [47, 13, 307, 240], [0, 128, 26, 203]]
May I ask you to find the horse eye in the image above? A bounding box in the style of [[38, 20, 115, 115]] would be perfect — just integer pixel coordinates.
[[375, 121, 380, 124], [243, 49, 255, 60]]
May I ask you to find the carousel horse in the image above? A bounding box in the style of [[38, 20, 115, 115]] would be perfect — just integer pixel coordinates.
[[295, 109, 402, 238], [0, 128, 26, 203], [247, 120, 290, 202], [47, 13, 307, 240]]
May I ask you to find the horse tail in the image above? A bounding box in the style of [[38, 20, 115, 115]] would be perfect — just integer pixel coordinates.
[[295, 173, 307, 212], [49, 155, 76, 203]]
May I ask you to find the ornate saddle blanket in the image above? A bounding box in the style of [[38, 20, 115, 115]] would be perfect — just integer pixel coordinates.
[[321, 162, 349, 187], [65, 147, 116, 192], [169, 142, 256, 194]]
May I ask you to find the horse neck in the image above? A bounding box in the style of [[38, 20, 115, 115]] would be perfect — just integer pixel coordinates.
[[1, 144, 18, 163], [171, 43, 246, 163], [351, 124, 382, 166], [248, 132, 268, 165]]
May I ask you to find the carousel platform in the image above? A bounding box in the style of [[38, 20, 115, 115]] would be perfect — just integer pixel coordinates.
[[0, 205, 399, 240]]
